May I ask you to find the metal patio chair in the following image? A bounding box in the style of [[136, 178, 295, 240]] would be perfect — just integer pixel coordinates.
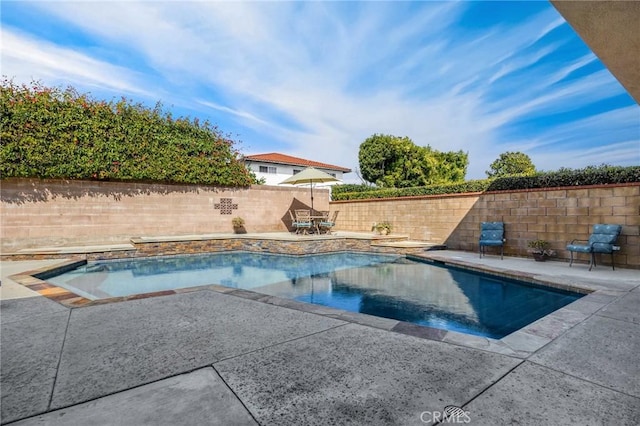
[[479, 222, 505, 259], [566, 224, 622, 271]]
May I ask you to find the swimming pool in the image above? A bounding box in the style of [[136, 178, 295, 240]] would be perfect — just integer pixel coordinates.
[[46, 251, 583, 339]]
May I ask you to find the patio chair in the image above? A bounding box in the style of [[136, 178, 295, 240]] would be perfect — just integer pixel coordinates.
[[566, 224, 622, 271], [479, 222, 505, 259], [294, 209, 313, 235], [288, 210, 301, 234], [318, 211, 339, 235]]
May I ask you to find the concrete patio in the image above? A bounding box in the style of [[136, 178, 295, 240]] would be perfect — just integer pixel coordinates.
[[1, 250, 639, 425]]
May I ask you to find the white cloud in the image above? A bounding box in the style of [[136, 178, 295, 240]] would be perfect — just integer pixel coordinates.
[[1, 28, 150, 96], [534, 140, 640, 171], [546, 53, 598, 85], [498, 106, 640, 173], [483, 70, 625, 129], [2, 1, 637, 183], [197, 100, 271, 128]]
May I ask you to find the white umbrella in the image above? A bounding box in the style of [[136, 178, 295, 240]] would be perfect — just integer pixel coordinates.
[[279, 167, 340, 210]]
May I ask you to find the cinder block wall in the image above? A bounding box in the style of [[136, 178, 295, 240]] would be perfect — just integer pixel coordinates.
[[0, 179, 329, 251], [332, 183, 640, 268], [332, 194, 480, 243], [3, 179, 638, 268]]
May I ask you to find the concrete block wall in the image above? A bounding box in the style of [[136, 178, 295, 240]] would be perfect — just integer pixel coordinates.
[[2, 179, 638, 268], [0, 179, 329, 251], [332, 194, 480, 243], [332, 183, 640, 269], [448, 185, 639, 268]]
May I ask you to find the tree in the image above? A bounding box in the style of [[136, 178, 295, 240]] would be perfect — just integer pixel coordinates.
[[358, 133, 468, 187], [358, 133, 398, 186], [486, 151, 536, 178]]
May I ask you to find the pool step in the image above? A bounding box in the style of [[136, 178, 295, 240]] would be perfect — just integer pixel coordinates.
[[371, 240, 445, 250], [15, 244, 135, 255]]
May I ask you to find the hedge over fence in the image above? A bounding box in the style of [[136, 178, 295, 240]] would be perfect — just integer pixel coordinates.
[[332, 165, 640, 201], [0, 80, 257, 186]]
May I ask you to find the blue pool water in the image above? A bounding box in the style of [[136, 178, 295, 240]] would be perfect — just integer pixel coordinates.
[[46, 251, 583, 339]]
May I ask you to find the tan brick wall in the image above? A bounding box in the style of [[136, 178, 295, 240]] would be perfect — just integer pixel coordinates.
[[332, 183, 640, 268], [332, 194, 480, 244], [0, 179, 329, 250], [3, 179, 639, 268]]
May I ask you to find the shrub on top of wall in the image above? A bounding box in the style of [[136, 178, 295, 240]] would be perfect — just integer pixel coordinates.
[[331, 184, 374, 196], [0, 80, 257, 186], [333, 180, 491, 200], [332, 165, 640, 201], [486, 165, 640, 191]]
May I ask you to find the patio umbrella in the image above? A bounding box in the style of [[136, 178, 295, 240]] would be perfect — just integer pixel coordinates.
[[279, 167, 340, 210]]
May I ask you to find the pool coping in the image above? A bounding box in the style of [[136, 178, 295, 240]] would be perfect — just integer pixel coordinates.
[[8, 250, 622, 360]]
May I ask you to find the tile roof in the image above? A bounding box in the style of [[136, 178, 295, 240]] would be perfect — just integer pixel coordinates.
[[243, 153, 351, 173]]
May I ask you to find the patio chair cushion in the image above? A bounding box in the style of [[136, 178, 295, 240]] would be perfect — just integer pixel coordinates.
[[318, 211, 338, 229], [289, 210, 312, 233], [566, 223, 622, 271], [479, 222, 505, 246], [566, 244, 592, 253], [479, 222, 505, 259], [566, 224, 622, 254]]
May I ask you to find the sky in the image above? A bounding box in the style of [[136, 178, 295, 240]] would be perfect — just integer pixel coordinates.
[[2, 0, 639, 183]]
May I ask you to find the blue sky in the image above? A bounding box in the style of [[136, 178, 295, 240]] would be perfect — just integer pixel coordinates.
[[2, 1, 638, 182]]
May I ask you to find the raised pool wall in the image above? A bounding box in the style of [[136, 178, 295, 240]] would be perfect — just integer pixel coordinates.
[[2, 179, 639, 268]]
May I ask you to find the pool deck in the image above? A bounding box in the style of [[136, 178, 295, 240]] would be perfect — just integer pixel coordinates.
[[1, 247, 639, 424]]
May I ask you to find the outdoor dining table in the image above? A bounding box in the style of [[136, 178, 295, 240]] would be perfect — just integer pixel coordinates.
[[309, 214, 329, 234]]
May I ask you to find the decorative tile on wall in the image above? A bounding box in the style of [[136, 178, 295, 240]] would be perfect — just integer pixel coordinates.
[[214, 198, 238, 215]]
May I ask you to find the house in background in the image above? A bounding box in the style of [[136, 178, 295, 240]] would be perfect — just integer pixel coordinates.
[[243, 153, 352, 186]]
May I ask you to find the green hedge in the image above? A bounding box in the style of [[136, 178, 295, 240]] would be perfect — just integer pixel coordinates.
[[331, 184, 373, 196], [0, 80, 256, 186], [486, 165, 640, 191], [333, 180, 491, 200], [333, 165, 640, 201]]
